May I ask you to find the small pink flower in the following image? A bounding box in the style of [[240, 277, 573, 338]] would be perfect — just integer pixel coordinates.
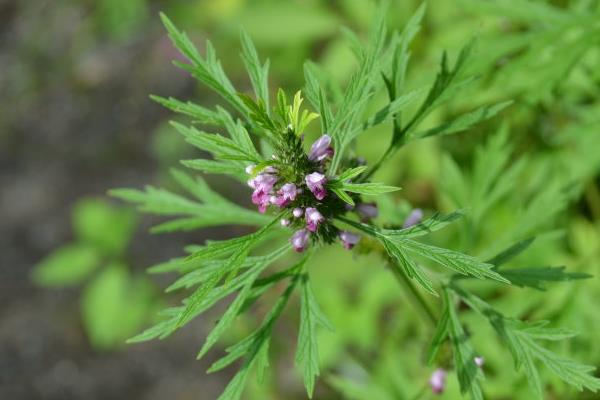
[[251, 173, 278, 193], [474, 356, 485, 367], [280, 218, 290, 227], [274, 183, 298, 207], [305, 207, 324, 232], [290, 229, 310, 252], [305, 172, 327, 200], [356, 203, 378, 221], [429, 369, 447, 394], [293, 208, 304, 218], [251, 190, 271, 213], [308, 134, 334, 162], [339, 231, 360, 250]]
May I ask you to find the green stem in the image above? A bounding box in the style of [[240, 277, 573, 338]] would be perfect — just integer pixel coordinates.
[[389, 260, 438, 327]]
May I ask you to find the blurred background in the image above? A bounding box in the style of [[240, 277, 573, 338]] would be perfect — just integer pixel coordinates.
[[2, 0, 600, 399]]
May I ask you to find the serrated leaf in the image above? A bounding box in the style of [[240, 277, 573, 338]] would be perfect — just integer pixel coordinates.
[[399, 238, 509, 283], [410, 100, 513, 140], [443, 288, 484, 400], [382, 209, 465, 238], [160, 13, 248, 116], [150, 95, 223, 126], [498, 266, 591, 291], [295, 274, 334, 398], [427, 308, 449, 365], [240, 29, 270, 111], [336, 182, 401, 196], [453, 286, 600, 398]]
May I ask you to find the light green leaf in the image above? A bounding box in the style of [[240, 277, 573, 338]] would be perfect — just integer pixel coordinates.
[[295, 274, 334, 398], [32, 244, 100, 287]]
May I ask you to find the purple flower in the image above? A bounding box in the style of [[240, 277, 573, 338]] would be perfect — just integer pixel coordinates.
[[290, 229, 310, 252], [339, 231, 360, 250], [249, 173, 278, 213], [308, 134, 334, 162], [273, 183, 298, 207], [280, 218, 290, 227], [474, 356, 485, 367], [251, 173, 278, 193], [293, 208, 304, 218], [305, 207, 324, 232], [305, 172, 327, 200], [429, 369, 447, 394], [403, 208, 423, 228], [251, 190, 271, 213], [356, 203, 378, 221]]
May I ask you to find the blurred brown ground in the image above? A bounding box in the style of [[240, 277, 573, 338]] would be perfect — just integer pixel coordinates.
[[0, 1, 239, 398]]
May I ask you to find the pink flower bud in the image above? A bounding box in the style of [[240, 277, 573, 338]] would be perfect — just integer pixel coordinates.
[[305, 207, 324, 232], [474, 356, 485, 367], [305, 172, 327, 200], [290, 229, 310, 252], [308, 134, 334, 162], [293, 208, 304, 218], [339, 231, 360, 250], [429, 369, 447, 394], [280, 218, 290, 227], [403, 208, 423, 228]]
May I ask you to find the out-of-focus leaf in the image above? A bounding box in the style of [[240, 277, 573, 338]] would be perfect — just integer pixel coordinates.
[[32, 244, 100, 287]]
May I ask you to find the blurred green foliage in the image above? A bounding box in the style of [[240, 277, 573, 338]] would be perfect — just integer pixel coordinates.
[[32, 198, 160, 350], [30, 0, 600, 398]]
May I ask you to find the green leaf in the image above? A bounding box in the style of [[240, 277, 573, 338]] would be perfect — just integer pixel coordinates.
[[240, 29, 270, 111], [72, 198, 137, 256], [399, 238, 509, 283], [498, 266, 591, 291], [171, 121, 262, 163], [453, 286, 600, 398], [409, 100, 513, 140], [443, 288, 484, 400], [331, 187, 355, 206], [110, 172, 269, 233], [329, 2, 388, 172], [81, 263, 156, 350], [295, 274, 334, 398], [180, 159, 245, 177], [427, 308, 449, 365], [384, 238, 437, 295], [32, 244, 100, 287], [336, 166, 368, 182], [196, 245, 290, 359], [382, 210, 465, 238], [486, 238, 535, 266], [160, 13, 247, 116], [150, 95, 223, 126], [213, 275, 302, 400], [334, 182, 401, 196]]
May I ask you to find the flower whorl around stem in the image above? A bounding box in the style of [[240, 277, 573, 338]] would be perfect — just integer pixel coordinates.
[[245, 134, 378, 252]]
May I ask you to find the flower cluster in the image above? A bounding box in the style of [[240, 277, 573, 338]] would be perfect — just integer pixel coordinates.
[[246, 134, 364, 252]]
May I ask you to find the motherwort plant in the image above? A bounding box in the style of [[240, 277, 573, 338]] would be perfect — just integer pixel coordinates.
[[111, 4, 600, 399]]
